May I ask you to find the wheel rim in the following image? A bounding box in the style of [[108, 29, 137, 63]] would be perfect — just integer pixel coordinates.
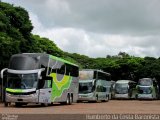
[[106, 96, 109, 101], [67, 96, 70, 104]]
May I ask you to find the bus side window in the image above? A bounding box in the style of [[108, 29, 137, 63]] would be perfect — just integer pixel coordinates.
[[43, 80, 52, 88], [92, 81, 96, 91], [56, 62, 66, 75], [38, 76, 52, 89], [153, 81, 157, 86], [96, 85, 101, 92], [66, 64, 79, 77]]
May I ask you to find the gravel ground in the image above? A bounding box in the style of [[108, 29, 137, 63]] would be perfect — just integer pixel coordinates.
[[0, 100, 160, 114]]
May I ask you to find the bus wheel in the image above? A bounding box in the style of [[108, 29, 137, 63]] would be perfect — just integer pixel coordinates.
[[41, 103, 48, 107], [135, 94, 138, 100], [106, 95, 109, 102], [96, 96, 99, 102], [66, 94, 70, 105], [70, 94, 73, 105], [15, 103, 22, 107], [4, 102, 9, 107], [102, 95, 109, 102]]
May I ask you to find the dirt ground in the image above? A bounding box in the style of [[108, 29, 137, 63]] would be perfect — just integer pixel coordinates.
[[0, 100, 160, 114]]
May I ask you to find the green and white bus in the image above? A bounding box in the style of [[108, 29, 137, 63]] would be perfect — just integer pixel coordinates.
[[78, 69, 111, 102], [114, 80, 137, 99], [136, 78, 159, 99], [0, 53, 79, 107]]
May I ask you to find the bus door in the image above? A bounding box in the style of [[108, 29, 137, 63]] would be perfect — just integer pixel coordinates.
[[38, 77, 52, 103], [129, 82, 137, 98]]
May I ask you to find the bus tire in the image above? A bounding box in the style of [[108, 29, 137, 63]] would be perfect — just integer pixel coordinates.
[[96, 95, 99, 102], [106, 95, 109, 102], [41, 103, 48, 107], [15, 103, 22, 107], [102, 95, 109, 102], [67, 94, 71, 105], [61, 94, 71, 105], [70, 94, 73, 105], [4, 102, 9, 107]]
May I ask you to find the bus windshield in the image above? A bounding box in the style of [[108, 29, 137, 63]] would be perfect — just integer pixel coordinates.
[[115, 83, 128, 94], [138, 79, 152, 86], [7, 73, 38, 89], [79, 71, 94, 80], [79, 82, 93, 94], [138, 86, 152, 94]]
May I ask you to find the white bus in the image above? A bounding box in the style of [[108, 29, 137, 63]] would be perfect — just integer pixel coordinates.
[[114, 80, 137, 99], [1, 53, 79, 107], [136, 78, 159, 99], [78, 69, 111, 102]]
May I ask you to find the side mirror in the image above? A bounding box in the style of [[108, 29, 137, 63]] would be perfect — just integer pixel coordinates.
[[1, 68, 8, 79]]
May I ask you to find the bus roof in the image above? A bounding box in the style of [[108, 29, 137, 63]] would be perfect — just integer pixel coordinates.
[[116, 80, 135, 84], [49, 55, 78, 67], [80, 69, 111, 75], [79, 79, 95, 83], [139, 78, 152, 80], [23, 53, 78, 67]]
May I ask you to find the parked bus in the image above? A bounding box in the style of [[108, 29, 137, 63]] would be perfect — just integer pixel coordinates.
[[114, 80, 137, 99], [136, 78, 159, 99], [0, 81, 2, 102], [0, 53, 79, 107], [78, 69, 111, 102]]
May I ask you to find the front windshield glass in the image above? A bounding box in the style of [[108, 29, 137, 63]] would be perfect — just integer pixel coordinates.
[[138, 79, 152, 86], [138, 87, 152, 94], [115, 83, 128, 94], [79, 71, 94, 80], [79, 82, 93, 94], [7, 73, 38, 89]]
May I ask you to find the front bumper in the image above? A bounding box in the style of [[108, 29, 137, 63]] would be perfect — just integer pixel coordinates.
[[137, 94, 153, 99], [5, 92, 39, 103], [114, 93, 129, 99], [78, 93, 96, 101]]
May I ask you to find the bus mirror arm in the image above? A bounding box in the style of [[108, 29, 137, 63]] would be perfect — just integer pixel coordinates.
[[1, 68, 8, 79], [1, 68, 8, 102], [38, 68, 45, 79]]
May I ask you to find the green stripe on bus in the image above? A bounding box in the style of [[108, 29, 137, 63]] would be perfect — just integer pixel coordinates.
[[6, 88, 23, 93], [49, 55, 77, 66], [50, 73, 72, 101]]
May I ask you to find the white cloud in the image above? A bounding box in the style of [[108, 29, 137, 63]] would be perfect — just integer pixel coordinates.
[[3, 0, 160, 58]]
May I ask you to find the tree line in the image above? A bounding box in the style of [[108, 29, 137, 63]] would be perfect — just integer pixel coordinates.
[[1, 2, 160, 83]]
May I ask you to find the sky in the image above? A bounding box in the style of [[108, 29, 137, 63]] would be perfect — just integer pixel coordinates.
[[3, 0, 160, 58]]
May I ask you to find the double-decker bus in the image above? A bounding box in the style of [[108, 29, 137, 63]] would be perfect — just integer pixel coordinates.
[[114, 80, 137, 99], [78, 69, 111, 102], [136, 78, 159, 99], [0, 53, 79, 107]]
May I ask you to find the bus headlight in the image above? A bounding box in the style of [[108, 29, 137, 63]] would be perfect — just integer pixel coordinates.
[[30, 93, 38, 97], [149, 87, 152, 94]]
